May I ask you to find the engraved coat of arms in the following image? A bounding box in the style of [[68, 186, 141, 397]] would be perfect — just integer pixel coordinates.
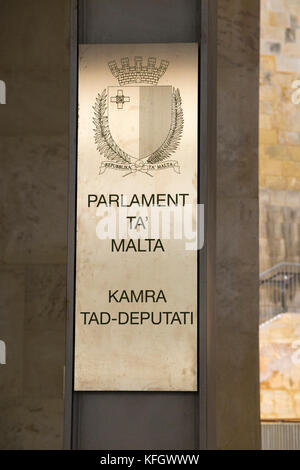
[[93, 57, 184, 177]]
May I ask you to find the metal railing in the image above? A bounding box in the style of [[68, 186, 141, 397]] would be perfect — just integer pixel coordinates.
[[260, 262, 300, 324], [262, 423, 300, 450], [260, 263, 300, 449]]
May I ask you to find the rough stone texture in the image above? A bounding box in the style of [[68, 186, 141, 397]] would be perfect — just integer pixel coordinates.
[[260, 189, 300, 271], [0, 0, 69, 449], [260, 313, 300, 420], [260, 0, 300, 194], [217, 0, 261, 450], [260, 0, 300, 271], [259, 0, 300, 428]]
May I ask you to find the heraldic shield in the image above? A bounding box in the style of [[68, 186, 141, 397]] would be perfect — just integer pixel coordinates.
[[108, 86, 172, 160], [93, 57, 184, 176]]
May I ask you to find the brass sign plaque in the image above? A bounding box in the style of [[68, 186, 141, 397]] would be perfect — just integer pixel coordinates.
[[74, 43, 198, 391]]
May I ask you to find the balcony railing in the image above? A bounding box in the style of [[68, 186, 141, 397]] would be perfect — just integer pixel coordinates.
[[260, 262, 300, 324]]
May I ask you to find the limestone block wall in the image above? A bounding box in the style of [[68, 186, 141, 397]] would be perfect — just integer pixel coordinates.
[[0, 0, 70, 449], [260, 313, 300, 420], [260, 0, 300, 272], [260, 189, 300, 272]]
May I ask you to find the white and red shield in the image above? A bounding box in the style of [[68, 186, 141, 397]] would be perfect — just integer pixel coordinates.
[[108, 86, 172, 160]]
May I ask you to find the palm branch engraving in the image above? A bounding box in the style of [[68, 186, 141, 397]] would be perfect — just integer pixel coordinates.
[[93, 89, 132, 164], [93, 87, 184, 166]]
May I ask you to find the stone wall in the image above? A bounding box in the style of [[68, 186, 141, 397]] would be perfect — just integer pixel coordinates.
[[0, 0, 262, 450], [260, 189, 300, 271], [259, 0, 300, 427], [0, 0, 70, 449], [260, 0, 300, 272], [260, 313, 300, 420], [217, 0, 261, 450]]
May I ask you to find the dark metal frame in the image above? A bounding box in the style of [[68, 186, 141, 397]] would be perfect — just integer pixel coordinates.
[[199, 0, 217, 449], [64, 0, 78, 450], [64, 0, 217, 450]]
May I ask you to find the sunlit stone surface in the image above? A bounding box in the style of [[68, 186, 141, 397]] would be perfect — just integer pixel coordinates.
[[260, 313, 300, 420]]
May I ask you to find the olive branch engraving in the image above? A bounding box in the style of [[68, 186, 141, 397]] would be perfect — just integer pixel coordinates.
[[147, 88, 183, 164]]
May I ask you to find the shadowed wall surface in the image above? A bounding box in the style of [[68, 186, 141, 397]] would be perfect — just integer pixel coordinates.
[[0, 0, 70, 449], [0, 0, 261, 450], [217, 0, 261, 449]]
